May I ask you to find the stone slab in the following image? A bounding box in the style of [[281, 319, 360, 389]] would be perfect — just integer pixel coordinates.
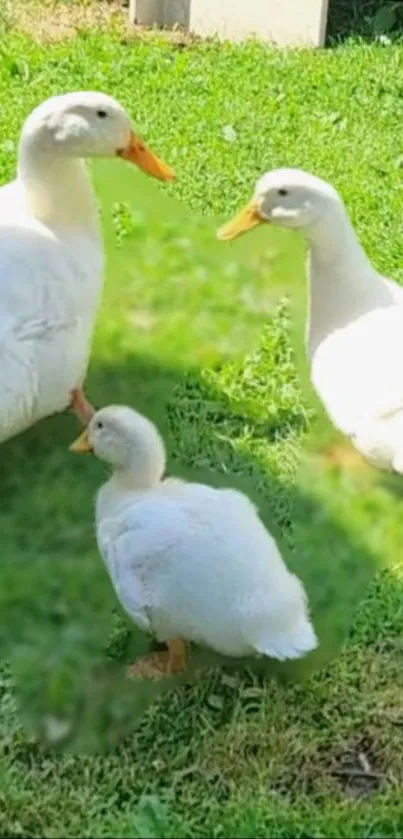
[[129, 0, 329, 46]]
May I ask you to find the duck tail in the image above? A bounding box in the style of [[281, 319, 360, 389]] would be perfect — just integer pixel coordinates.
[[254, 574, 318, 662], [257, 616, 318, 661]]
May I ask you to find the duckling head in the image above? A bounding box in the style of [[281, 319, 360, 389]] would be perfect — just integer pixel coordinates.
[[70, 405, 166, 489]]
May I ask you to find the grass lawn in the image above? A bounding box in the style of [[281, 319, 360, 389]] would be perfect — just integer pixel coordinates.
[[1, 1, 403, 836]]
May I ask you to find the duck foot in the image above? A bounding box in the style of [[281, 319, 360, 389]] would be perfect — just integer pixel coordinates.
[[69, 388, 95, 425], [127, 638, 188, 681]]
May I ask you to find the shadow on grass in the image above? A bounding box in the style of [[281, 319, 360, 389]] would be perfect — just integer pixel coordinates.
[[1, 346, 399, 752], [1, 160, 402, 752]]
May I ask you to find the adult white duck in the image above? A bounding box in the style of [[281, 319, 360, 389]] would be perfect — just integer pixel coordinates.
[[218, 168, 403, 473], [0, 91, 174, 443], [70, 405, 317, 678]]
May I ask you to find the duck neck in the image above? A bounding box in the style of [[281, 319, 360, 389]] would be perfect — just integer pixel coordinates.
[[109, 467, 159, 494], [18, 133, 99, 235], [109, 446, 165, 494], [305, 203, 393, 357]]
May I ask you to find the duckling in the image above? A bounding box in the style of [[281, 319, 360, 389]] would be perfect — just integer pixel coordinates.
[[70, 405, 317, 678]]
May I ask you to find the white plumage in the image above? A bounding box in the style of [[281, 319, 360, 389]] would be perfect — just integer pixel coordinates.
[[218, 168, 403, 472], [0, 91, 174, 442], [71, 405, 318, 671]]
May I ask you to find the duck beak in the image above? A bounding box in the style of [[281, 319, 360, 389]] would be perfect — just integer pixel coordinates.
[[69, 429, 93, 454], [217, 199, 263, 241], [117, 130, 175, 181]]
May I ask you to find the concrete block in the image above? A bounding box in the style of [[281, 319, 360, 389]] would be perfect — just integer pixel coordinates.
[[129, 0, 329, 47]]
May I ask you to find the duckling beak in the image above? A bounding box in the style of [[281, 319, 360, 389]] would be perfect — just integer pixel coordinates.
[[117, 131, 175, 181], [69, 429, 93, 454], [217, 199, 263, 241]]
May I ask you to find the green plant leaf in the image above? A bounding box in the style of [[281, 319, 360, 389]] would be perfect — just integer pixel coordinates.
[[373, 4, 397, 34]]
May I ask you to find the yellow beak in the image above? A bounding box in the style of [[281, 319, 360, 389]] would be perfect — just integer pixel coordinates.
[[69, 429, 93, 454], [217, 199, 264, 241], [117, 130, 175, 182]]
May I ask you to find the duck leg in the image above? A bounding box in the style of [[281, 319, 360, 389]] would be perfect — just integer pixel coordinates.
[[127, 638, 188, 681], [321, 441, 367, 473], [69, 387, 95, 425], [165, 638, 188, 674]]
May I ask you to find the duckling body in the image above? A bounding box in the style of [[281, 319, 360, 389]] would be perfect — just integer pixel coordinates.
[[97, 479, 315, 661], [71, 406, 318, 674]]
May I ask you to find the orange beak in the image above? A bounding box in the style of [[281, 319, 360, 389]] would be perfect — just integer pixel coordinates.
[[117, 130, 175, 182], [69, 429, 93, 454], [217, 199, 264, 241]]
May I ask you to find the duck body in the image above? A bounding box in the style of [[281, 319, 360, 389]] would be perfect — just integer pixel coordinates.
[[218, 168, 403, 473], [306, 202, 403, 472], [0, 170, 102, 441], [310, 292, 403, 470], [74, 406, 318, 665], [0, 91, 174, 444]]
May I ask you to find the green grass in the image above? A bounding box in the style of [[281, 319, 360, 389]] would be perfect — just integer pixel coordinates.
[[1, 5, 403, 837]]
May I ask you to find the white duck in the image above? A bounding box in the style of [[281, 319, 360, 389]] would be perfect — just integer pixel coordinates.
[[70, 405, 317, 677], [0, 91, 174, 443], [218, 168, 403, 473]]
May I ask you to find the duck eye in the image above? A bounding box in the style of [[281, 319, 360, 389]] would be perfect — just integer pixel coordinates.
[[278, 189, 288, 197], [97, 110, 107, 119], [96, 421, 104, 429]]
